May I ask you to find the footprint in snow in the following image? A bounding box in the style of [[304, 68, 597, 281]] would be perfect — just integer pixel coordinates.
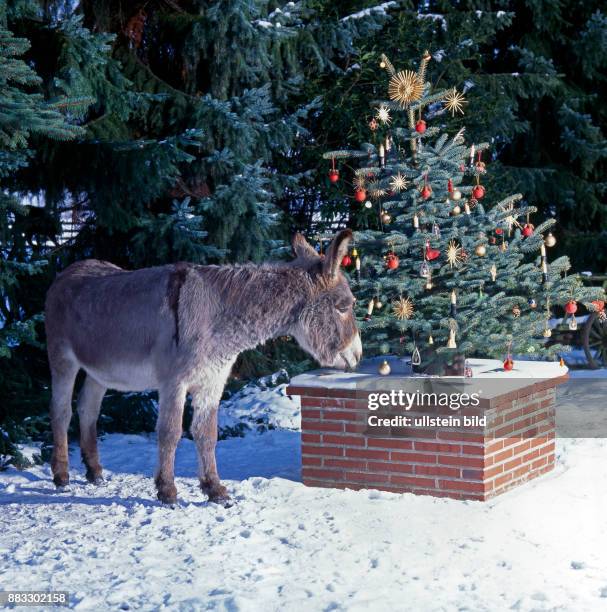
[[600, 586, 607, 598], [239, 529, 251, 538], [571, 561, 586, 570]]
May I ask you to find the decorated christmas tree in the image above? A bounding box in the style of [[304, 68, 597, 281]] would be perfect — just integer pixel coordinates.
[[324, 51, 606, 374]]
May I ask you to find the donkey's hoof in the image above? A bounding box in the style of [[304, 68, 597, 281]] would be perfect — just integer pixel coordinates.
[[201, 481, 232, 507], [211, 495, 234, 508], [156, 484, 178, 505], [53, 473, 70, 488], [86, 472, 104, 485]]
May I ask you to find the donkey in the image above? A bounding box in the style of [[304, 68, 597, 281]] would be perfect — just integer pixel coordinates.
[[45, 230, 361, 505]]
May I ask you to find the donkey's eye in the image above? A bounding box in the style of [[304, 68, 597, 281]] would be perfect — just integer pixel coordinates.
[[336, 302, 353, 314]]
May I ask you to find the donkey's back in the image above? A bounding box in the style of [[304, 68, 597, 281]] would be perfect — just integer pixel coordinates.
[[45, 259, 178, 392]]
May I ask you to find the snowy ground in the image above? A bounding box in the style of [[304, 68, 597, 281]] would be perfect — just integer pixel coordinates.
[[1, 371, 607, 611]]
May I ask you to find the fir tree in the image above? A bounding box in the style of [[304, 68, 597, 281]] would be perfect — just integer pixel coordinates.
[[325, 51, 605, 372]]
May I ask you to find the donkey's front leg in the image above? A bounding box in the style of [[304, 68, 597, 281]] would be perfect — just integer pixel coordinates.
[[154, 382, 187, 504], [190, 391, 230, 506]]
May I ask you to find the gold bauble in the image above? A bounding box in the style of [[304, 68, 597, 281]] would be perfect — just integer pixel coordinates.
[[543, 328, 552, 338], [428, 335, 434, 345], [381, 211, 391, 224], [451, 189, 462, 201], [451, 205, 461, 216], [351, 248, 358, 258], [475, 244, 487, 257], [378, 360, 391, 375], [545, 232, 557, 247]]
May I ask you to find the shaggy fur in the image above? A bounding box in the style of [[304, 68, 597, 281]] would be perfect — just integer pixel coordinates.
[[45, 231, 361, 505]]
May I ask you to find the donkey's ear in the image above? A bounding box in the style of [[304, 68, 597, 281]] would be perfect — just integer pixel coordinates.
[[323, 229, 353, 279], [292, 233, 319, 261]]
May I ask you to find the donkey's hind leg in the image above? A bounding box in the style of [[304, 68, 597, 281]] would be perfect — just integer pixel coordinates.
[[191, 400, 230, 506], [154, 382, 187, 504], [49, 356, 79, 487], [77, 375, 106, 484]]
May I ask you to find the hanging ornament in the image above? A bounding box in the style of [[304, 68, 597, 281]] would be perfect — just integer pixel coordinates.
[[475, 244, 487, 257], [545, 232, 557, 247], [425, 274, 433, 290], [351, 247, 358, 258], [450, 290, 457, 317], [446, 240, 465, 268], [447, 329, 457, 349], [490, 264, 497, 282], [364, 298, 374, 321], [452, 189, 463, 201], [380, 210, 392, 225], [415, 119, 427, 133], [421, 184, 432, 199], [364, 200, 372, 209], [565, 300, 578, 315], [447, 179, 454, 194], [389, 70, 424, 107], [451, 204, 461, 216], [543, 327, 552, 338], [559, 357, 565, 367], [464, 201, 471, 215], [355, 255, 361, 280], [568, 316, 578, 331], [528, 298, 537, 309], [522, 223, 534, 238], [354, 188, 367, 202], [419, 261, 430, 278], [432, 222, 441, 237], [500, 238, 508, 252], [375, 105, 392, 125], [385, 252, 399, 270], [512, 305, 521, 318], [472, 184, 486, 199], [389, 172, 408, 192], [392, 296, 414, 320], [378, 360, 391, 375], [413, 213, 420, 230], [411, 345, 421, 366], [374, 297, 383, 309], [464, 360, 473, 378], [385, 134, 393, 152], [425, 240, 440, 261], [443, 88, 467, 116], [341, 254, 352, 267], [369, 118, 379, 131], [328, 169, 339, 183], [503, 358, 514, 371], [495, 228, 503, 236], [428, 335, 434, 345]]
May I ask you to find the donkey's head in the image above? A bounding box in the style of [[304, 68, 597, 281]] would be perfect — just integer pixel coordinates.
[[289, 229, 362, 370]]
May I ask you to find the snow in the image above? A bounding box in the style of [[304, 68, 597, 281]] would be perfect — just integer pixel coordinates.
[[1, 370, 607, 610], [341, 2, 397, 22], [417, 13, 448, 32]]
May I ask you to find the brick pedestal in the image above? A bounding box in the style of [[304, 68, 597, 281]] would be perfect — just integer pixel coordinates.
[[287, 357, 568, 501]]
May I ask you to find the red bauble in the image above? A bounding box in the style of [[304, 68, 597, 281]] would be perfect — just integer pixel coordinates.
[[592, 300, 605, 312], [489, 236, 497, 245], [328, 169, 339, 183], [421, 184, 432, 199], [495, 228, 503, 236], [447, 179, 453, 193], [341, 255, 352, 267], [565, 300, 578, 315], [354, 188, 367, 202], [386, 254, 399, 270], [415, 120, 427, 133], [503, 358, 514, 371], [472, 185, 486, 199], [425, 245, 440, 261], [522, 223, 534, 237]]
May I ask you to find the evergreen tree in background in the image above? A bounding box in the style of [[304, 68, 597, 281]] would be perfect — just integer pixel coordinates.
[[324, 51, 605, 372], [0, 19, 85, 465]]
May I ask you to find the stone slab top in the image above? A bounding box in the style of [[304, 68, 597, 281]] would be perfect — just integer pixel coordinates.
[[287, 356, 569, 402]]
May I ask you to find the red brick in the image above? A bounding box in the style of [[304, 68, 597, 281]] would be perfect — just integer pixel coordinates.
[[504, 456, 523, 471], [345, 471, 390, 484], [323, 458, 366, 470], [483, 464, 503, 479], [346, 448, 390, 460], [438, 455, 485, 468], [325, 388, 359, 399], [391, 451, 437, 464], [486, 440, 504, 454], [493, 448, 514, 463], [301, 397, 322, 407], [302, 467, 344, 480], [322, 434, 365, 447], [438, 431, 486, 443], [415, 465, 460, 478], [301, 409, 321, 420], [301, 433, 321, 444], [390, 474, 436, 488], [368, 438, 414, 450], [414, 441, 462, 454], [345, 423, 369, 434], [321, 410, 361, 422], [438, 479, 487, 493], [462, 469, 484, 480], [301, 419, 343, 432], [301, 455, 322, 466], [462, 444, 485, 456], [494, 472, 514, 488], [368, 462, 414, 474], [303, 445, 343, 457]]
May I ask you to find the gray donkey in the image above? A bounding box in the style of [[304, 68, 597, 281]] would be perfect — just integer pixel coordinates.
[[45, 230, 361, 505]]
